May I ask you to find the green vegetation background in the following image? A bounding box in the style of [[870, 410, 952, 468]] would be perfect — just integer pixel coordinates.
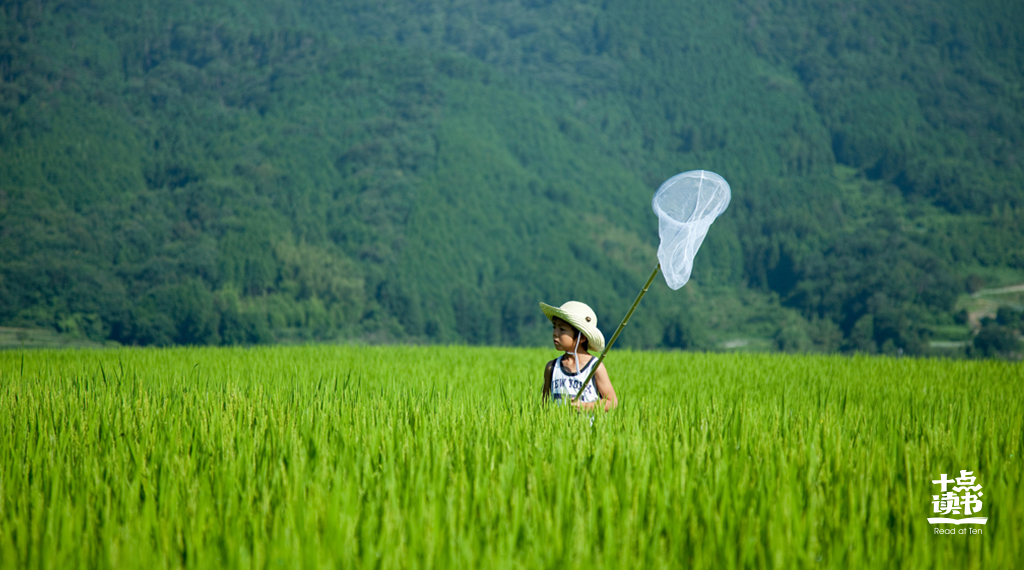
[[1, 0, 1022, 354]]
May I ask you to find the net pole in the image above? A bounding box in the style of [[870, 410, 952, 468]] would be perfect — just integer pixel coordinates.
[[571, 263, 661, 405]]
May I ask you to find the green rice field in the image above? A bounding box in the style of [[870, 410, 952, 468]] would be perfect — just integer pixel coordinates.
[[1, 346, 1021, 569]]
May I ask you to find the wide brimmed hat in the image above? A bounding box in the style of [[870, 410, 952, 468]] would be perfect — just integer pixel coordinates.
[[539, 300, 606, 352]]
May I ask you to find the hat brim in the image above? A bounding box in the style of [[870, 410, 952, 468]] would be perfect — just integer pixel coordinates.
[[540, 302, 606, 352]]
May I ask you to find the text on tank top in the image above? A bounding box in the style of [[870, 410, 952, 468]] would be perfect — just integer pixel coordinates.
[[550, 355, 601, 403]]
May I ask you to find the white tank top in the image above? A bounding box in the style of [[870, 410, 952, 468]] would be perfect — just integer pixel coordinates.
[[550, 356, 601, 403]]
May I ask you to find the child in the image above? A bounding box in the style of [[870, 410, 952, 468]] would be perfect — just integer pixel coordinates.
[[540, 301, 618, 412]]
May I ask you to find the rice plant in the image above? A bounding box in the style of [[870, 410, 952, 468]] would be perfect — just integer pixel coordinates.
[[0, 346, 1020, 568]]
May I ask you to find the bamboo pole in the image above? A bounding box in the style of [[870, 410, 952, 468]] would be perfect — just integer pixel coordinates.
[[571, 263, 661, 405]]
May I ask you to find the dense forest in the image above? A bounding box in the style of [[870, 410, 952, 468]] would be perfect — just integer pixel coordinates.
[[1, 0, 1022, 355]]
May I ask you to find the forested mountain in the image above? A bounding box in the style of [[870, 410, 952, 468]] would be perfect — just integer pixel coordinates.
[[1, 0, 1022, 353]]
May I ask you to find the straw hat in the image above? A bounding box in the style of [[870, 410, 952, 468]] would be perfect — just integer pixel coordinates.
[[539, 301, 606, 352]]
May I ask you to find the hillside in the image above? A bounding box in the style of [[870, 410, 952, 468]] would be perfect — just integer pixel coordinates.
[[1, 0, 1022, 353]]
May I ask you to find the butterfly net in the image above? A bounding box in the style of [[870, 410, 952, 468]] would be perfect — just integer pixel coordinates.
[[652, 170, 731, 290]]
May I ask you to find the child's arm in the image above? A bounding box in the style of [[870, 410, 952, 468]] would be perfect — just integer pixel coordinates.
[[542, 360, 554, 400], [573, 363, 618, 412]]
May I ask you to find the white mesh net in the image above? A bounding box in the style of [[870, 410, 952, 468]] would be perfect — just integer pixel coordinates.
[[652, 170, 731, 290]]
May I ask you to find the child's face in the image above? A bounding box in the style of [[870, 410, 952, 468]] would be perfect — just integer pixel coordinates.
[[551, 317, 581, 352]]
